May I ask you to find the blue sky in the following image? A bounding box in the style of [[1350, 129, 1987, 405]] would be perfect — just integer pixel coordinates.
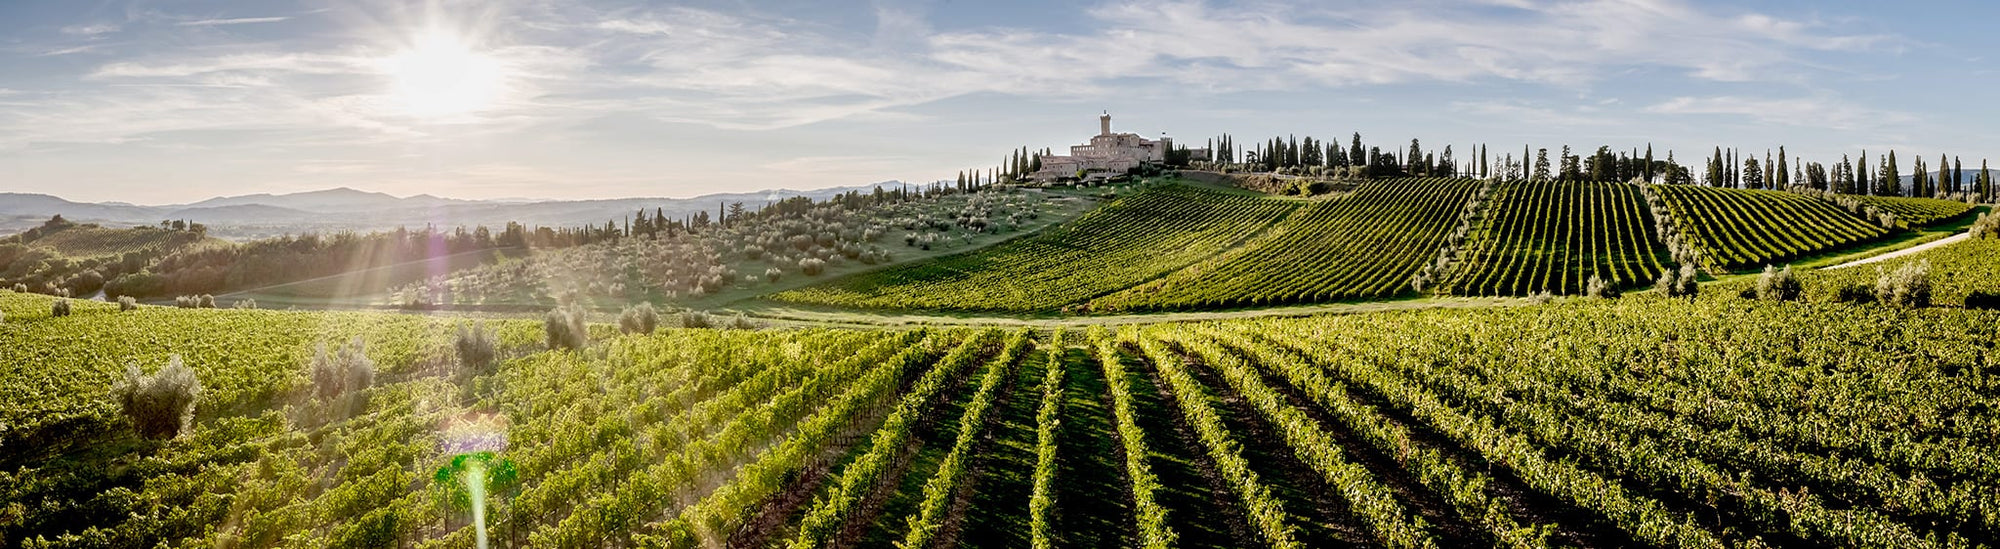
[[1, 0, 1994, 204]]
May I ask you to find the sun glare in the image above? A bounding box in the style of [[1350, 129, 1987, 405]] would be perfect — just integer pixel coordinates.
[[385, 30, 503, 117]]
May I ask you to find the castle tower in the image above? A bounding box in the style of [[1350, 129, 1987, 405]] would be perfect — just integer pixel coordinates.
[[1099, 111, 1111, 136]]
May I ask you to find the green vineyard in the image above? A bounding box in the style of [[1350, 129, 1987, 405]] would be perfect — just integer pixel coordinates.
[[770, 185, 1297, 312], [7, 269, 2000, 547], [1440, 179, 1667, 296], [1652, 185, 1887, 272], [1842, 194, 1977, 226], [769, 177, 1959, 312], [1716, 231, 2000, 305], [1092, 178, 1481, 310]]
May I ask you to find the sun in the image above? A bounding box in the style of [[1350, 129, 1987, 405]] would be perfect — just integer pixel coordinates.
[[384, 29, 503, 118]]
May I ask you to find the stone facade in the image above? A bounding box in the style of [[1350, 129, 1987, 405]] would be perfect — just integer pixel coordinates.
[[1032, 113, 1170, 181]]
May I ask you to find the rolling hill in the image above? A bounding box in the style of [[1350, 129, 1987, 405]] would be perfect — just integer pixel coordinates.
[[777, 177, 1958, 312], [0, 183, 908, 240]]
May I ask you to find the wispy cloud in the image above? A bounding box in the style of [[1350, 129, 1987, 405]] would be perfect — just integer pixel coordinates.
[[1451, 100, 1614, 127], [61, 23, 120, 37], [0, 0, 1937, 203], [90, 52, 370, 79], [569, 0, 1895, 131], [39, 45, 103, 56], [1643, 95, 1915, 130], [176, 16, 291, 27]]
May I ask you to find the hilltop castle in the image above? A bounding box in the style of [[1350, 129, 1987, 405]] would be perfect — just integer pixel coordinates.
[[1032, 113, 1188, 181]]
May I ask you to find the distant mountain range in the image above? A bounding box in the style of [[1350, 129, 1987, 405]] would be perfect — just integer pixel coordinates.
[[0, 183, 910, 240]]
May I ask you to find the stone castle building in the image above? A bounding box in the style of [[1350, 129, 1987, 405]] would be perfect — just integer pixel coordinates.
[[1032, 113, 1181, 181]]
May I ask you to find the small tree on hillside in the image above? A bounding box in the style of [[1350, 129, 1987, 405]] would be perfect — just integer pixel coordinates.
[[619, 302, 659, 334], [1755, 265, 1802, 302], [1875, 261, 1932, 308], [114, 355, 203, 440], [1587, 275, 1621, 299], [310, 337, 376, 419], [544, 304, 589, 350], [455, 322, 498, 377]]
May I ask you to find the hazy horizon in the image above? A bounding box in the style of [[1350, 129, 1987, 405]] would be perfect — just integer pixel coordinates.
[[5, 0, 1998, 204]]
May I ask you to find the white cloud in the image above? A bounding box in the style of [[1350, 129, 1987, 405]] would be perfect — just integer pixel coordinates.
[[176, 17, 292, 27], [1451, 100, 1612, 127], [90, 52, 371, 79], [1643, 95, 1914, 130], [61, 23, 120, 37], [563, 0, 1895, 131], [39, 45, 102, 57], [0, 0, 1916, 192]]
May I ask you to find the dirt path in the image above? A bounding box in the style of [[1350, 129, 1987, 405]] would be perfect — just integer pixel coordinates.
[[1826, 232, 1967, 270]]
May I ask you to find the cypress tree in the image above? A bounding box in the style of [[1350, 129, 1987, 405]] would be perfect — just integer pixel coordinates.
[[1784, 148, 1800, 188], [1858, 151, 1869, 195], [1954, 156, 1964, 194], [1479, 145, 1489, 179], [1930, 155, 1941, 195], [1884, 151, 1900, 196], [1728, 148, 1738, 187], [1643, 144, 1655, 182], [1982, 159, 1992, 202]]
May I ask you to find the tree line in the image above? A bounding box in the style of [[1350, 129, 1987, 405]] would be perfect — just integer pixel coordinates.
[[1188, 132, 1996, 203]]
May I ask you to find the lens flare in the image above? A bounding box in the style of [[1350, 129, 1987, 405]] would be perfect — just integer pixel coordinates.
[[383, 29, 503, 117]]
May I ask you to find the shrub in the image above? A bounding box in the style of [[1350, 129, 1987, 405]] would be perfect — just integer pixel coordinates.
[[8, 283, 22, 293], [1755, 265, 1802, 302], [1875, 260, 1932, 308], [1970, 212, 1997, 239], [544, 304, 589, 350], [619, 302, 659, 334], [114, 355, 203, 440], [1527, 291, 1556, 305], [728, 313, 757, 330], [680, 310, 714, 329], [198, 294, 215, 309], [1835, 284, 1877, 304], [765, 267, 783, 283], [800, 257, 826, 276], [310, 337, 376, 402], [233, 298, 257, 310], [118, 295, 137, 311], [51, 299, 71, 317], [1965, 290, 2000, 311], [1585, 274, 1620, 299], [1673, 264, 1700, 298], [455, 322, 498, 377]]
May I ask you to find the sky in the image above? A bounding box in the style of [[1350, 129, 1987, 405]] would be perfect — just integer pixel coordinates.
[[1, 0, 1996, 205]]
